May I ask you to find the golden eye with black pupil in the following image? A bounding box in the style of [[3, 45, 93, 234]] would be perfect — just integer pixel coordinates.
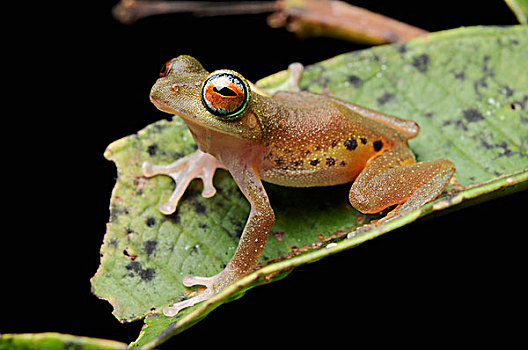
[[160, 58, 176, 78], [201, 71, 249, 120]]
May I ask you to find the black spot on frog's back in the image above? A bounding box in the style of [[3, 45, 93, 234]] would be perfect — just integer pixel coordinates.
[[373, 140, 383, 152], [325, 157, 336, 166], [344, 138, 358, 151]]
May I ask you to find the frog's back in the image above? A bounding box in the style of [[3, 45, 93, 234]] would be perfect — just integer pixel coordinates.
[[257, 94, 410, 187]]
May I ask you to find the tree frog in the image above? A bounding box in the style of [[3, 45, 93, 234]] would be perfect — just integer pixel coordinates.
[[143, 55, 456, 316]]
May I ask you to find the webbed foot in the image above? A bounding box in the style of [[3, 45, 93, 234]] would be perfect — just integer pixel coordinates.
[[142, 150, 226, 214], [163, 268, 241, 317]]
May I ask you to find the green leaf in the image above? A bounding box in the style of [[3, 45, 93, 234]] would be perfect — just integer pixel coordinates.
[[0, 333, 127, 350], [505, 0, 528, 24], [91, 25, 528, 348]]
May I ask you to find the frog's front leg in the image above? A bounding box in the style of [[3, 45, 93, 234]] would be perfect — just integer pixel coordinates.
[[142, 150, 226, 214], [162, 162, 274, 317], [348, 144, 455, 236]]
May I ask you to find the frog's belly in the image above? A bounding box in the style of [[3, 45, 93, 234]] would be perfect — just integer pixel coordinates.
[[260, 163, 362, 188]]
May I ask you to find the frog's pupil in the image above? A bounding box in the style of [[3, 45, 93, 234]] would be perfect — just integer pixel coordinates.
[[213, 86, 237, 97]]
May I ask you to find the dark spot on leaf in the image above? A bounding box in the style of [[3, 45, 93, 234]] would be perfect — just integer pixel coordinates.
[[221, 224, 241, 239], [480, 139, 514, 157], [310, 158, 320, 166], [110, 204, 129, 223], [347, 75, 363, 88], [167, 211, 180, 224], [481, 55, 491, 73], [454, 71, 465, 80], [373, 140, 383, 152], [412, 54, 430, 73], [193, 201, 206, 213], [513, 95, 527, 110], [377, 92, 395, 105], [233, 225, 244, 239], [199, 223, 207, 229], [344, 138, 358, 150], [425, 112, 435, 118], [143, 240, 158, 258], [501, 85, 514, 97], [126, 261, 156, 282], [326, 157, 336, 166], [462, 109, 485, 123], [473, 76, 489, 96], [146, 217, 156, 227], [397, 43, 407, 54], [147, 144, 158, 156]]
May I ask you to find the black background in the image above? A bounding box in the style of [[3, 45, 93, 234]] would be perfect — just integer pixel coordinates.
[[3, 1, 526, 348]]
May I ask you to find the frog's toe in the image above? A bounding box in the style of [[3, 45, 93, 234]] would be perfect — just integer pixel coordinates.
[[162, 287, 214, 317], [199, 172, 217, 198], [182, 274, 214, 287], [159, 178, 191, 214], [163, 268, 241, 317], [162, 275, 220, 317], [142, 161, 155, 177], [143, 150, 226, 215]]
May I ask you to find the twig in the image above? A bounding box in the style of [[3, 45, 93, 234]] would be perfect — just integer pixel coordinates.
[[112, 0, 427, 44], [112, 0, 276, 24], [268, 0, 428, 44]]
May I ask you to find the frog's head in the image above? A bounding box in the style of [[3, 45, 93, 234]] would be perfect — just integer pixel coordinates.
[[150, 55, 264, 141]]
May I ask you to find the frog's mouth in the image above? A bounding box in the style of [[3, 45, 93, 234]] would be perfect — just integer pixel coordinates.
[[150, 96, 178, 115]]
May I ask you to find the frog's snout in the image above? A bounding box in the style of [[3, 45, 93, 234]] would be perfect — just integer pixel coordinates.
[[150, 92, 176, 114]]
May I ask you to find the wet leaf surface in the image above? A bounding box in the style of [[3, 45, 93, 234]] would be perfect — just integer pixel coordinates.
[[91, 26, 527, 348]]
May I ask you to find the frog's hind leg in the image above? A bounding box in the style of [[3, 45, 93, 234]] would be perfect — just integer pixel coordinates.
[[348, 145, 455, 234]]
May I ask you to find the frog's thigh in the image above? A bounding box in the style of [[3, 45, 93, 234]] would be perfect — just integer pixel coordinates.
[[349, 146, 455, 214]]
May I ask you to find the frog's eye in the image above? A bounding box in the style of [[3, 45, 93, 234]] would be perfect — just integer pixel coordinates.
[[160, 58, 176, 78], [201, 71, 249, 120]]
